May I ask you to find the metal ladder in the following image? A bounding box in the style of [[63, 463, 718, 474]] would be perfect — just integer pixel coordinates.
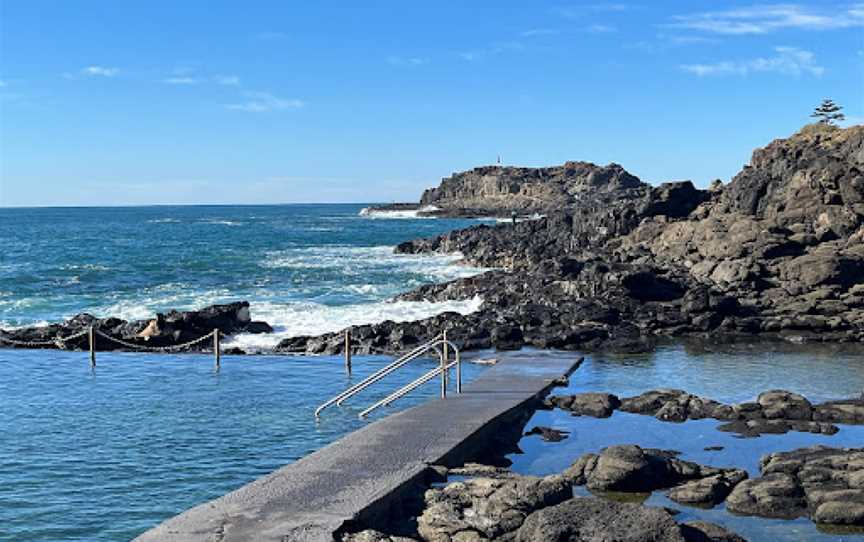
[[315, 331, 461, 419]]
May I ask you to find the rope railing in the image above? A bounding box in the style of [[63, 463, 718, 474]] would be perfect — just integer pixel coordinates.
[[0, 328, 90, 348], [93, 329, 217, 352], [0, 327, 223, 369]]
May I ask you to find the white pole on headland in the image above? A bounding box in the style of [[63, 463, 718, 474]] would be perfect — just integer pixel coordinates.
[[344, 329, 352, 376], [88, 326, 96, 368], [213, 329, 221, 371]]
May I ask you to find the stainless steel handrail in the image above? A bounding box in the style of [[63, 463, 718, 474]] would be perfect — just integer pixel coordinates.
[[359, 357, 459, 418], [314, 332, 461, 419]]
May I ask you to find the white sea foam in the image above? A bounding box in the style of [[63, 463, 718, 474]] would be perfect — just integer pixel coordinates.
[[201, 219, 243, 226], [358, 205, 440, 219], [59, 263, 111, 272], [260, 245, 478, 283], [146, 218, 181, 224], [223, 295, 484, 352]]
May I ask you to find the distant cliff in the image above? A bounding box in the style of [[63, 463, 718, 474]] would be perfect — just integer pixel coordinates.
[[418, 161, 644, 216]]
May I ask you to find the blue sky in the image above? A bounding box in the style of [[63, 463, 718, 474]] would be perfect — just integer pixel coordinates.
[[0, 1, 862, 206]]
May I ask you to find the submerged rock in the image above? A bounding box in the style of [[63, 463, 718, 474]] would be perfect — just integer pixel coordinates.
[[525, 426, 570, 442]]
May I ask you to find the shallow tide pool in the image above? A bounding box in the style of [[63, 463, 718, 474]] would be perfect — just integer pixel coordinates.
[[507, 343, 864, 542], [0, 349, 486, 541]]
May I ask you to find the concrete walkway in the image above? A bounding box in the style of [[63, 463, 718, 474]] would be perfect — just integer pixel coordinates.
[[135, 353, 581, 542]]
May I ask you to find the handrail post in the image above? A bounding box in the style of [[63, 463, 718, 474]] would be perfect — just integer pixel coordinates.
[[88, 325, 96, 368], [456, 349, 462, 394], [344, 328, 352, 376], [440, 330, 448, 398], [213, 329, 221, 371]]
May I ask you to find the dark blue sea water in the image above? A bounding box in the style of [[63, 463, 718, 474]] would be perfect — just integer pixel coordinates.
[[0, 204, 487, 350]]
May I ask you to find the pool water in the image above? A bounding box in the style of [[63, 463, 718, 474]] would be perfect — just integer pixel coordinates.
[[507, 342, 864, 542], [0, 349, 486, 541]]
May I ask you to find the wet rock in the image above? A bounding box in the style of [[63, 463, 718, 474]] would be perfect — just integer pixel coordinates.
[[814, 399, 864, 424], [416, 475, 572, 541], [513, 497, 686, 542], [727, 446, 864, 526], [619, 390, 730, 422], [617, 388, 856, 437], [549, 392, 620, 418], [679, 521, 747, 542], [525, 426, 570, 442], [563, 445, 746, 499], [757, 390, 813, 420], [725, 473, 808, 519], [717, 419, 838, 438], [668, 473, 747, 507]]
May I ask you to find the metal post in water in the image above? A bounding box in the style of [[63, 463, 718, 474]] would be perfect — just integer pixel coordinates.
[[213, 329, 221, 370], [344, 329, 352, 376], [88, 325, 96, 368]]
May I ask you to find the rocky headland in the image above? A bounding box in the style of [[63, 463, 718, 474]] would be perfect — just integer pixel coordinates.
[[278, 123, 864, 356]]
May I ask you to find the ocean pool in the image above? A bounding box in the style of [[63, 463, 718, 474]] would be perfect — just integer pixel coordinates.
[[0, 349, 486, 541]]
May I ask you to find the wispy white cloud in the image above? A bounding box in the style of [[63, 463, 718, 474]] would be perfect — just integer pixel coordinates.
[[81, 66, 118, 77], [386, 56, 427, 67], [671, 4, 864, 35], [225, 91, 305, 112], [163, 76, 200, 85], [554, 3, 630, 18], [161, 73, 240, 86], [680, 46, 824, 76]]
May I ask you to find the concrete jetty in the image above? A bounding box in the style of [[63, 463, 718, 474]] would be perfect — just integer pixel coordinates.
[[135, 352, 581, 542]]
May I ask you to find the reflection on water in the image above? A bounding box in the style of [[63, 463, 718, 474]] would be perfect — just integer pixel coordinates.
[[0, 349, 486, 542], [506, 342, 864, 542]]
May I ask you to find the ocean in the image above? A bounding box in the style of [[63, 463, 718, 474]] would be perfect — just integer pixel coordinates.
[[0, 204, 488, 350]]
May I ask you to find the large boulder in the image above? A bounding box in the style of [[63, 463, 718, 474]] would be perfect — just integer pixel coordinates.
[[727, 446, 864, 526], [563, 445, 746, 499], [513, 497, 685, 542]]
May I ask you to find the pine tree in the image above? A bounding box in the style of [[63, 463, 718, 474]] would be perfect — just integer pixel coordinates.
[[811, 99, 845, 125]]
